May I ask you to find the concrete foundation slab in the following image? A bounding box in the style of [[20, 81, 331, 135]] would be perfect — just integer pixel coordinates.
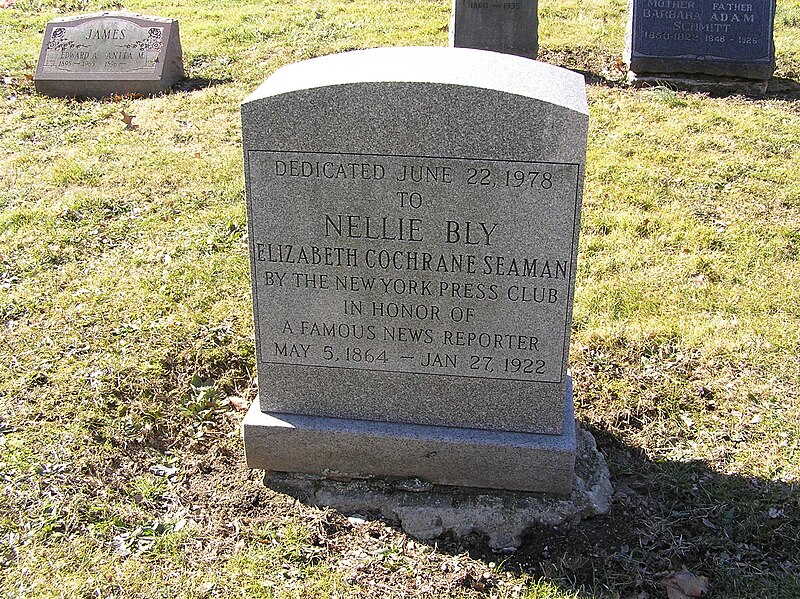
[[262, 425, 611, 550], [627, 71, 769, 96]]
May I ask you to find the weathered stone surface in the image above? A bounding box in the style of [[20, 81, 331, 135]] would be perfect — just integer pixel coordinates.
[[625, 0, 776, 80], [244, 376, 576, 494], [449, 0, 538, 58], [262, 426, 612, 550], [241, 47, 587, 493], [35, 12, 184, 98], [242, 48, 586, 436]]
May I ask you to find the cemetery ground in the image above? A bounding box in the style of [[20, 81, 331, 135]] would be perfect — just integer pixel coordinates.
[[1, 0, 799, 597]]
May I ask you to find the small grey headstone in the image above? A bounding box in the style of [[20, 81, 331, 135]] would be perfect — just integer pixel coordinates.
[[241, 47, 587, 494], [35, 12, 184, 98], [625, 0, 776, 80], [450, 0, 538, 58]]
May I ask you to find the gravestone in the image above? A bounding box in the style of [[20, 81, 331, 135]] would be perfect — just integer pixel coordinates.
[[625, 0, 776, 81], [241, 47, 588, 494], [35, 12, 184, 98], [450, 0, 538, 58]]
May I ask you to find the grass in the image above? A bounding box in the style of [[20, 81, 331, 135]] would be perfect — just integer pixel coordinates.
[[1, 0, 799, 597]]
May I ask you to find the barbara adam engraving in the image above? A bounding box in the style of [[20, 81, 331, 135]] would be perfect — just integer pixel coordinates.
[[246, 150, 581, 384]]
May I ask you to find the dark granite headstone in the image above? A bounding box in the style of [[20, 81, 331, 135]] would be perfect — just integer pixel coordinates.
[[35, 12, 184, 98], [450, 0, 538, 58], [625, 0, 776, 80]]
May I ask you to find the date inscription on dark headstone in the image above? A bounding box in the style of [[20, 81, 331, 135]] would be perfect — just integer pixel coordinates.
[[450, 0, 538, 58], [626, 0, 776, 79]]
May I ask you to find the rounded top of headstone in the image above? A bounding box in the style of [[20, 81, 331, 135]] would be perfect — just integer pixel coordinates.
[[46, 11, 178, 25], [244, 47, 587, 115]]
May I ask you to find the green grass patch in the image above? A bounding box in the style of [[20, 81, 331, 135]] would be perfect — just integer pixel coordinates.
[[2, 0, 799, 597]]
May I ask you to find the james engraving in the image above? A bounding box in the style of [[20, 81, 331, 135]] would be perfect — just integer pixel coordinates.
[[35, 12, 184, 98], [40, 20, 164, 75]]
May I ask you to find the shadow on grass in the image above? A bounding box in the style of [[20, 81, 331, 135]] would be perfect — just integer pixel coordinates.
[[538, 47, 628, 89], [538, 46, 800, 101], [265, 425, 798, 598], [765, 77, 800, 101], [172, 76, 234, 92], [465, 426, 799, 598], [624, 75, 800, 101]]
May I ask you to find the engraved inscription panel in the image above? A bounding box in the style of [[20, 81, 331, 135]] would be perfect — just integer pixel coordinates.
[[40, 18, 164, 74], [247, 151, 580, 384], [459, 1, 524, 15], [631, 0, 774, 62], [451, 0, 537, 57]]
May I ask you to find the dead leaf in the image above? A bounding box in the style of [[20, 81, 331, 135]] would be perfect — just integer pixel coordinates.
[[148, 464, 177, 478], [661, 570, 709, 598], [228, 395, 248, 411], [24, 73, 34, 81], [767, 508, 784, 519], [121, 111, 137, 130], [701, 517, 718, 530], [690, 274, 707, 286]]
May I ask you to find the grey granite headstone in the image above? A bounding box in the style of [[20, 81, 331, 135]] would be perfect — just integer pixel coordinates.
[[625, 0, 776, 80], [241, 47, 587, 494], [35, 12, 184, 98], [450, 0, 538, 58]]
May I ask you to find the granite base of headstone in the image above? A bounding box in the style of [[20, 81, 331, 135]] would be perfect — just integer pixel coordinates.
[[449, 0, 538, 58], [35, 12, 184, 98], [245, 383, 577, 493], [241, 47, 590, 496], [627, 71, 769, 95], [262, 426, 612, 550], [625, 0, 776, 91]]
